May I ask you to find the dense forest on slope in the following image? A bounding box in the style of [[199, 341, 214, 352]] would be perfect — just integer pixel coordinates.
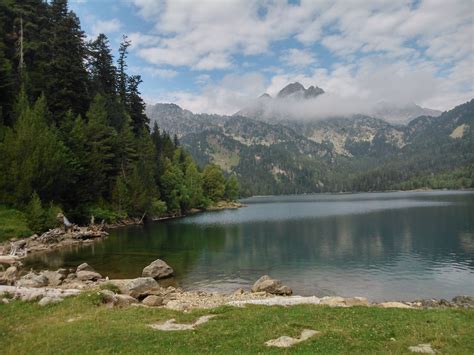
[[148, 98, 474, 196], [0, 0, 238, 233]]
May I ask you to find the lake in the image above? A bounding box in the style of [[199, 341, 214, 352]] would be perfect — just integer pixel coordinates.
[[25, 191, 474, 301]]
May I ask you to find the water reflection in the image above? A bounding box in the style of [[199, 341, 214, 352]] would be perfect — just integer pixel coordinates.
[[26, 191, 474, 300]]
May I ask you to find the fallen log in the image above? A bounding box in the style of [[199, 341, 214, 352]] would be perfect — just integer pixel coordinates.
[[0, 255, 22, 265]]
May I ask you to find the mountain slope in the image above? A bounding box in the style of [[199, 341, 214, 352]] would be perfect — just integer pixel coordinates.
[[147, 92, 473, 195]]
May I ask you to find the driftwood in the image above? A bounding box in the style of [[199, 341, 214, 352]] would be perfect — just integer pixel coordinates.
[[0, 255, 22, 265]]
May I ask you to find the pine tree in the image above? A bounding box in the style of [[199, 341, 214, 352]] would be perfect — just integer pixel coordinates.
[[87, 33, 116, 97], [47, 0, 89, 120], [117, 35, 130, 103], [127, 75, 149, 134]]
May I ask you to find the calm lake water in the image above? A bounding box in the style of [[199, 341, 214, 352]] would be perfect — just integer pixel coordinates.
[[26, 191, 474, 301]]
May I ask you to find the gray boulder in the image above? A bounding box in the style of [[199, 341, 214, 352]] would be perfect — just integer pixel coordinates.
[[76, 263, 95, 273], [251, 275, 293, 296], [76, 270, 102, 281], [41, 270, 65, 287], [126, 277, 160, 298], [142, 259, 174, 279], [142, 295, 163, 307], [114, 294, 138, 307], [16, 272, 49, 288], [100, 289, 117, 304], [38, 296, 63, 306]]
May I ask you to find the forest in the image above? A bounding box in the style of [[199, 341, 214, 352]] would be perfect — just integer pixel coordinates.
[[0, 0, 239, 233]]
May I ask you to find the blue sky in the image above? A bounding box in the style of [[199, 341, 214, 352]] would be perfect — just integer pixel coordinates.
[[70, 0, 473, 114]]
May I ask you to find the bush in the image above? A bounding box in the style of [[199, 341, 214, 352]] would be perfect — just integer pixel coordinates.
[[88, 206, 127, 224]]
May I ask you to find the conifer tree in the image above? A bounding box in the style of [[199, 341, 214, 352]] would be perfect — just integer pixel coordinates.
[[88, 33, 116, 97]]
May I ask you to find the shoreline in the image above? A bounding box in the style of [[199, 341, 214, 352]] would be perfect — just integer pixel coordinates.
[[0, 200, 245, 260]]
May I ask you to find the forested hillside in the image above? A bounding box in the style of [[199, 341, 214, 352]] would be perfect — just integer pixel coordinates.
[[148, 96, 473, 196], [0, 0, 238, 232]]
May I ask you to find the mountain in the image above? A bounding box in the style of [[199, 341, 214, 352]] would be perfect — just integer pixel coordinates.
[[147, 86, 473, 195], [236, 81, 441, 123]]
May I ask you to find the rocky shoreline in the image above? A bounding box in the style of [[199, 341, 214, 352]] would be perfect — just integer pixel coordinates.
[[0, 200, 245, 261], [1, 259, 473, 311]]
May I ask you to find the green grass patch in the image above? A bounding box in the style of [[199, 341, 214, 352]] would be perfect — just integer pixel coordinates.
[[0, 293, 473, 353], [0, 205, 32, 242]]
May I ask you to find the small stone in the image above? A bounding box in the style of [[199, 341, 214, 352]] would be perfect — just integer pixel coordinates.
[[142, 295, 163, 307], [142, 259, 174, 279], [1, 298, 9, 304], [251, 275, 292, 295], [114, 294, 138, 307], [408, 343, 435, 354], [38, 297, 63, 306], [100, 290, 116, 304]]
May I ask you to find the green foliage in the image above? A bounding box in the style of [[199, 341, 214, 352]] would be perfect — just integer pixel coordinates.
[[88, 206, 126, 224], [0, 0, 238, 231], [0, 206, 32, 242], [224, 175, 239, 200], [25, 192, 60, 233], [202, 164, 226, 202]]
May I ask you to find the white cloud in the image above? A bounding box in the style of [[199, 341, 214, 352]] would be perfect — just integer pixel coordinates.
[[131, 0, 473, 110], [91, 18, 122, 37], [281, 48, 317, 68], [131, 66, 178, 78]]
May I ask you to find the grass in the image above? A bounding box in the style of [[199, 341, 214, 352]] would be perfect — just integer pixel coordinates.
[[0, 293, 473, 354], [0, 205, 32, 242]]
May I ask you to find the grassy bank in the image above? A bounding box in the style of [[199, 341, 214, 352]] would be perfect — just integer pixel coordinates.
[[0, 293, 473, 353], [0, 206, 32, 242]]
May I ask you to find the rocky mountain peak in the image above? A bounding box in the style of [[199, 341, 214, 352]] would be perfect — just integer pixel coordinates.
[[277, 82, 325, 99], [277, 82, 306, 98]]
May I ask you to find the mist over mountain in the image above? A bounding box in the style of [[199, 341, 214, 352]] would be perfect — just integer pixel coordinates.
[[236, 82, 441, 124], [147, 82, 473, 196]]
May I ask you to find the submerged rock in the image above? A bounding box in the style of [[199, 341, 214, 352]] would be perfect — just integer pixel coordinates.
[[142, 259, 174, 279], [251, 275, 292, 296]]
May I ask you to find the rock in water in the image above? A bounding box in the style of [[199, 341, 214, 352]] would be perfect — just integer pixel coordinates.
[[251, 275, 293, 295], [142, 259, 174, 279], [16, 272, 49, 288], [126, 277, 160, 298]]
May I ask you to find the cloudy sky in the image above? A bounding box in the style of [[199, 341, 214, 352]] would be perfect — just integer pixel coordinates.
[[71, 0, 473, 114]]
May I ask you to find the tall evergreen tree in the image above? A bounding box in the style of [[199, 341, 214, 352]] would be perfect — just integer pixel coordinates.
[[47, 0, 89, 120], [127, 74, 149, 134], [117, 34, 130, 103], [88, 33, 116, 97]]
